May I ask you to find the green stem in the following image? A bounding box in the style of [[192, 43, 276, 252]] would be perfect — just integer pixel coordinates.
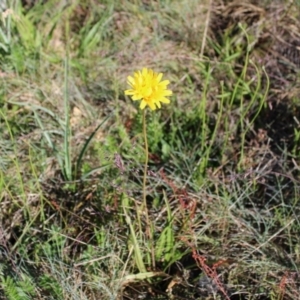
[[142, 109, 148, 209], [142, 109, 155, 268]]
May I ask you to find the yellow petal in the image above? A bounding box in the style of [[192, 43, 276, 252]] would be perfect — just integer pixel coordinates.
[[127, 76, 135, 85], [159, 80, 170, 86], [125, 89, 134, 95], [155, 101, 162, 108], [132, 94, 142, 100], [159, 97, 170, 103], [140, 100, 147, 110], [148, 101, 156, 110], [156, 73, 163, 83], [142, 68, 148, 77], [148, 69, 154, 79], [162, 90, 172, 96]]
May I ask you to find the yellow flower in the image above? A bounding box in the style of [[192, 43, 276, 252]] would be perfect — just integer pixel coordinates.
[[125, 68, 172, 110]]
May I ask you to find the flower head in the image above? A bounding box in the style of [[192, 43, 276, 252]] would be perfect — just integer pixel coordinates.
[[125, 68, 172, 110]]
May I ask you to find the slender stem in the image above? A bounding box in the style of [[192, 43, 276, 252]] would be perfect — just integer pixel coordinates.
[[142, 109, 155, 268], [142, 109, 148, 209]]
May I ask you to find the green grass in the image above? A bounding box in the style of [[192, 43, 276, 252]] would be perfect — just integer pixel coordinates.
[[1, 0, 300, 299]]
